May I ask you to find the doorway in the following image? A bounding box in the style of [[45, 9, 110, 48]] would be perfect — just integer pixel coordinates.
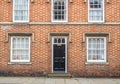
[[52, 36, 67, 73]]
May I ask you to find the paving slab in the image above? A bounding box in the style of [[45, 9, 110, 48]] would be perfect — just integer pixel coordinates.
[[32, 78, 46, 84], [23, 78, 37, 84], [77, 78, 91, 84], [66, 79, 78, 84], [55, 79, 65, 84], [45, 78, 58, 84]]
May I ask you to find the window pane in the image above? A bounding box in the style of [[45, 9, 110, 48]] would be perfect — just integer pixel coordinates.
[[21, 38, 25, 48], [12, 55, 18, 60], [89, 10, 103, 21], [90, 0, 103, 9], [26, 38, 29, 48], [17, 38, 20, 48], [12, 38, 16, 48]]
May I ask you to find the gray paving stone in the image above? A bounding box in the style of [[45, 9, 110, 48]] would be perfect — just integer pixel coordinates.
[[33, 78, 46, 84], [55, 79, 65, 84], [66, 79, 78, 84], [78, 78, 91, 84], [22, 78, 36, 84], [45, 78, 52, 84]]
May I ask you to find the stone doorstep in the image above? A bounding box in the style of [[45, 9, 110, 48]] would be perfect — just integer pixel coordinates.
[[47, 73, 72, 78]]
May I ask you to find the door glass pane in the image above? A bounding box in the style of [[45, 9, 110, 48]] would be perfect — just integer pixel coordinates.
[[58, 38, 61, 43], [54, 38, 57, 43], [62, 38, 65, 43]]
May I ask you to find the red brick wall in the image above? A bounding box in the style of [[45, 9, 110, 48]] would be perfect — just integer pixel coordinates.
[[0, 0, 120, 22], [0, 0, 120, 77]]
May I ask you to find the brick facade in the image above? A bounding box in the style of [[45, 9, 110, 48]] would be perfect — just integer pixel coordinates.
[[0, 0, 120, 77]]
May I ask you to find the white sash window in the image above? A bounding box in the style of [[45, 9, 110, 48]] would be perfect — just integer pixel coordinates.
[[11, 36, 30, 62], [88, 0, 104, 22], [52, 0, 68, 22], [87, 37, 106, 62], [13, 0, 29, 22]]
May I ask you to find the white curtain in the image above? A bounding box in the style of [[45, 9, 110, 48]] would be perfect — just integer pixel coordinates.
[[14, 0, 29, 21], [12, 37, 30, 61], [88, 38, 105, 60]]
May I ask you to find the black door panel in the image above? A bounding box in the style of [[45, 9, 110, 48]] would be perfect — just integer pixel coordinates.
[[53, 44, 65, 72]]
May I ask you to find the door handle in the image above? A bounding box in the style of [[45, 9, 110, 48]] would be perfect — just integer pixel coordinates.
[[62, 57, 65, 59]]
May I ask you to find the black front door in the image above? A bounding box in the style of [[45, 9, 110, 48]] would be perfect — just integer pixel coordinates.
[[53, 44, 65, 72]]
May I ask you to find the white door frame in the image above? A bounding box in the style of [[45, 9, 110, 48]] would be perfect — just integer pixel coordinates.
[[52, 36, 67, 73]]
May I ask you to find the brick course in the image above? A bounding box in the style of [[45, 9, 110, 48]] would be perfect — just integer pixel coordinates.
[[0, 0, 120, 77]]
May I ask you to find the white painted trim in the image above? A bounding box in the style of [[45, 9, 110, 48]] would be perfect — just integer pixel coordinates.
[[13, 0, 14, 22], [51, 0, 53, 22], [103, 0, 105, 22], [86, 37, 106, 63], [51, 0, 68, 22], [64, 36, 68, 73], [52, 36, 67, 73], [26, 37, 31, 62], [13, 0, 30, 22], [88, 0, 105, 23], [10, 37, 13, 62], [8, 62, 32, 64], [85, 62, 109, 65], [10, 36, 30, 62]]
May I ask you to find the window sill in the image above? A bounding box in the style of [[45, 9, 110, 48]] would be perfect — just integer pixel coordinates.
[[88, 20, 105, 23], [13, 21, 29, 23], [85, 62, 109, 65], [8, 62, 32, 65]]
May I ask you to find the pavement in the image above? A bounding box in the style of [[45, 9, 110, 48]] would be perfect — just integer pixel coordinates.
[[0, 77, 120, 84]]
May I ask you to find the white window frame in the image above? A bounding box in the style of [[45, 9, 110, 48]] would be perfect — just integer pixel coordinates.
[[88, 0, 105, 23], [51, 0, 68, 22], [10, 36, 30, 62], [52, 36, 67, 73], [87, 37, 106, 62], [13, 0, 30, 22]]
